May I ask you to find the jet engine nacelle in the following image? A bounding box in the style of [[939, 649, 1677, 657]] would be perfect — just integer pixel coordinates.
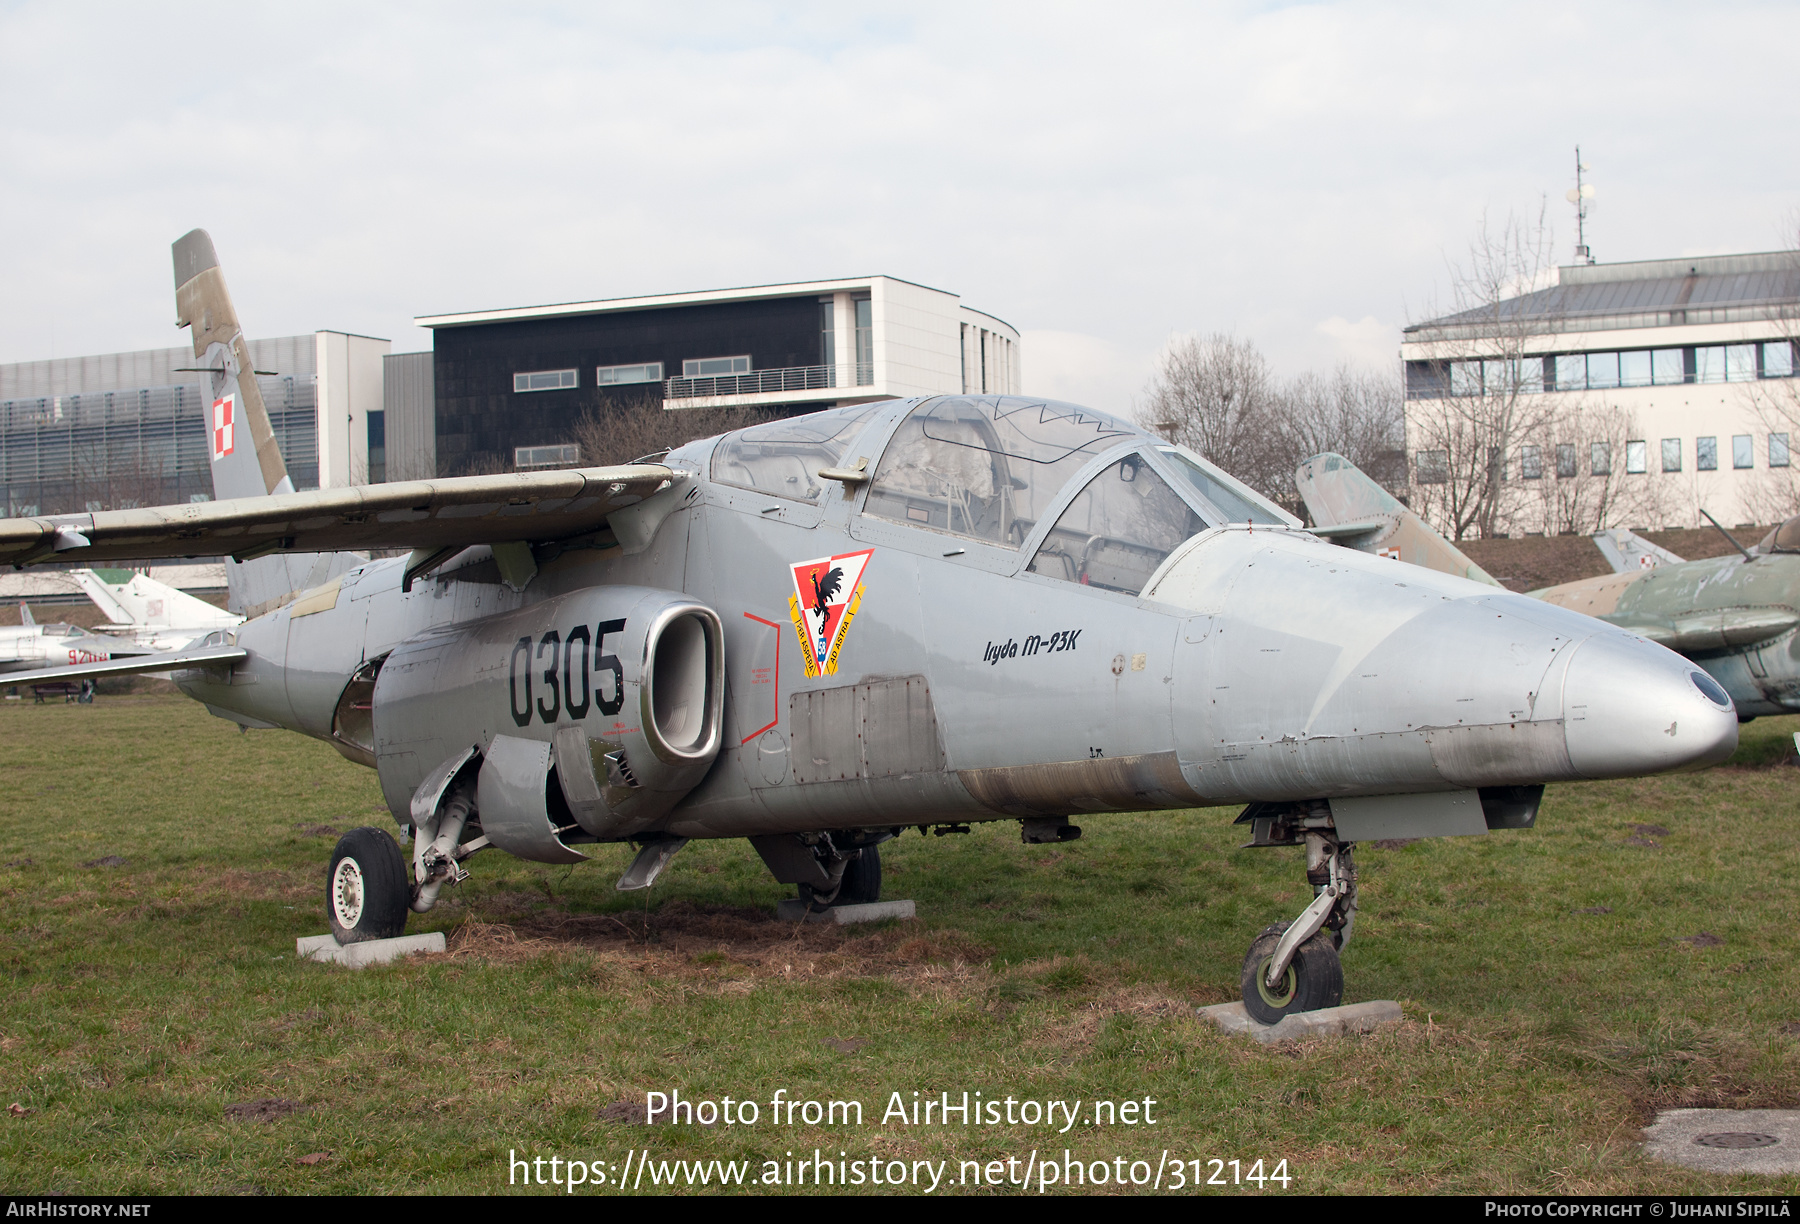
[[371, 585, 724, 858]]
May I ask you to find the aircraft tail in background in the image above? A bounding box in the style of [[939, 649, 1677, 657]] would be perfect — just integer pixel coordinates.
[[172, 229, 361, 617], [1592, 528, 1685, 573], [1294, 452, 1501, 587]]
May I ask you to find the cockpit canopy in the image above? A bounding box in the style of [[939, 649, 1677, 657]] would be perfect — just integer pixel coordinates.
[[708, 395, 1292, 595], [1760, 515, 1800, 554]]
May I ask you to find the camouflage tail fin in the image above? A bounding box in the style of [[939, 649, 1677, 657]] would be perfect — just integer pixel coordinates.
[[1294, 452, 1500, 587], [173, 230, 358, 617]]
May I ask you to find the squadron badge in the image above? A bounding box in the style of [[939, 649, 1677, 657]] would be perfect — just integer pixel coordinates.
[[787, 548, 872, 677]]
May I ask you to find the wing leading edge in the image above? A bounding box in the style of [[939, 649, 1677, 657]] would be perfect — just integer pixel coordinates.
[[0, 465, 674, 568]]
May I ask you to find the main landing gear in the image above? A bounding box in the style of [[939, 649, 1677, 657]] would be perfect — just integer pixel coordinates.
[[1236, 803, 1357, 1024], [327, 827, 411, 944]]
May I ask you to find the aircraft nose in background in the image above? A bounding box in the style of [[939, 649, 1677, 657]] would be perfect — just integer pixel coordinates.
[[1562, 632, 1738, 778]]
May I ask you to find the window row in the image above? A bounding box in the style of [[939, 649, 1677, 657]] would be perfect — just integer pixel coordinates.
[[1406, 339, 1799, 399], [1415, 433, 1791, 483], [514, 358, 753, 393]]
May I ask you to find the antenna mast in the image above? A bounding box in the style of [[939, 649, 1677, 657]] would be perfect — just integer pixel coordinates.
[[1566, 146, 1595, 264]]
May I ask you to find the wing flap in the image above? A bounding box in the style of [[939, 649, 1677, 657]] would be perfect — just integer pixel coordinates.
[[0, 466, 674, 567]]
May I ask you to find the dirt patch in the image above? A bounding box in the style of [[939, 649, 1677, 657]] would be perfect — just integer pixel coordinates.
[[1676, 932, 1726, 948], [225, 1098, 308, 1122], [80, 856, 127, 868], [1573, 906, 1613, 915], [597, 1099, 648, 1123], [1631, 823, 1672, 838], [1028, 983, 1203, 1051], [444, 901, 991, 989], [294, 825, 340, 838], [822, 1038, 866, 1054]]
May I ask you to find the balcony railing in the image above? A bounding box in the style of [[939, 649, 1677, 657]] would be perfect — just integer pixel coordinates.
[[664, 363, 873, 400]]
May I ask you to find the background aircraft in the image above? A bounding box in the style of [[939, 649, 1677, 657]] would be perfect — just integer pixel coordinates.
[[0, 600, 149, 682], [68, 569, 243, 652], [0, 234, 1740, 1023], [1297, 452, 1800, 719]]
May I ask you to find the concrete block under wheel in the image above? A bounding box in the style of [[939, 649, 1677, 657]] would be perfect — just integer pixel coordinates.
[[1198, 999, 1402, 1045], [775, 899, 916, 925], [296, 931, 446, 968]]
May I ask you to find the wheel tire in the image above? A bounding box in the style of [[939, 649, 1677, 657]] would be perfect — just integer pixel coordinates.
[[836, 845, 882, 906], [1239, 920, 1344, 1025], [327, 827, 410, 944]]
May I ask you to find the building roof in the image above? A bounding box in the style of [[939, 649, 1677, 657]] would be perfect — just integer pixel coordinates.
[[1405, 250, 1800, 343], [415, 275, 953, 330]]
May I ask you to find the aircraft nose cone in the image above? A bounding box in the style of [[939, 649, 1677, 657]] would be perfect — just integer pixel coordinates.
[[1562, 632, 1738, 778]]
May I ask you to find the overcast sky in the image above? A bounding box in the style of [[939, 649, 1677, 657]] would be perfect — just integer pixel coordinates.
[[1, 2, 1795, 416]]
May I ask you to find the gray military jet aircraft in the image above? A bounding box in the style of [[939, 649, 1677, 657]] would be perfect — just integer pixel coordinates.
[[1296, 451, 1800, 720], [0, 233, 1741, 1022], [0, 602, 150, 679]]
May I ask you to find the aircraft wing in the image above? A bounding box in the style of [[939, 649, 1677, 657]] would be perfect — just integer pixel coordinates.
[[0, 644, 248, 687], [0, 466, 673, 568], [1306, 519, 1391, 540]]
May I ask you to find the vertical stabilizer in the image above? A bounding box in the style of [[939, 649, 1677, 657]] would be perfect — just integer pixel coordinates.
[[1593, 528, 1685, 573], [172, 230, 360, 616], [1295, 452, 1501, 587], [17, 601, 34, 627]]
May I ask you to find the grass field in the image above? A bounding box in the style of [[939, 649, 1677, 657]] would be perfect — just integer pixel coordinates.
[[2, 695, 1798, 1196]]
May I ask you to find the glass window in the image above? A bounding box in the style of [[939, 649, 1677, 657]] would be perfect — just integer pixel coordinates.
[[1026, 455, 1210, 595], [682, 356, 751, 377], [1405, 361, 1449, 399], [597, 362, 663, 385], [1696, 436, 1717, 471], [1555, 443, 1577, 479], [1554, 354, 1586, 391], [1417, 450, 1449, 484], [1764, 341, 1795, 378], [1694, 347, 1726, 383], [1591, 442, 1611, 476], [1156, 447, 1286, 524], [513, 369, 578, 393], [854, 299, 873, 386], [515, 443, 579, 469], [1619, 351, 1652, 387], [1520, 445, 1543, 479], [1726, 345, 1758, 382], [1652, 348, 1686, 385], [1517, 356, 1545, 393], [865, 397, 1139, 545], [1773, 434, 1791, 469], [1661, 439, 1682, 473], [1734, 435, 1755, 469], [1625, 440, 1646, 475], [711, 404, 883, 503], [1586, 352, 1620, 390], [1450, 361, 1483, 396]]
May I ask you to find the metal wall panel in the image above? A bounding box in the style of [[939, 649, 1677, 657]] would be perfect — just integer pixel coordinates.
[[382, 351, 436, 481]]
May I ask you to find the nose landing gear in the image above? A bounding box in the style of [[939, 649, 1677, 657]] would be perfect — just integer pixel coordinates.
[[1236, 805, 1358, 1024]]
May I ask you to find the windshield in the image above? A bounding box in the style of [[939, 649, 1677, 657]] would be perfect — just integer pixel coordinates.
[[1027, 452, 1212, 594], [710, 404, 884, 503], [864, 396, 1141, 547], [1761, 515, 1800, 553], [1155, 447, 1287, 525]]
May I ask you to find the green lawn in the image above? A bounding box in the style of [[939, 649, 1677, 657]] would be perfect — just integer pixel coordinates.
[[1, 696, 1797, 1195]]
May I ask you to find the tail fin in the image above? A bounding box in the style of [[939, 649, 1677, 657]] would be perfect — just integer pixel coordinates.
[[18, 601, 33, 627], [69, 569, 240, 632], [173, 230, 359, 616], [1592, 527, 1684, 573], [1294, 452, 1501, 587]]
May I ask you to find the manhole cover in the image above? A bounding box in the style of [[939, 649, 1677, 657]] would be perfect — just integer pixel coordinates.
[[1694, 1132, 1780, 1149]]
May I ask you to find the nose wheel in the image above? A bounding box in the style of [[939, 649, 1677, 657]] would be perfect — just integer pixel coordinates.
[[1239, 834, 1356, 1024]]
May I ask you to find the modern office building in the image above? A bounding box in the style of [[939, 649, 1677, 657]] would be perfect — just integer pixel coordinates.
[[1402, 250, 1800, 532], [0, 332, 391, 515], [416, 275, 1020, 475]]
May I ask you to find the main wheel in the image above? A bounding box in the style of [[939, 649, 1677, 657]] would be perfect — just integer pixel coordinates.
[[1239, 921, 1343, 1024], [836, 845, 881, 906], [327, 827, 410, 944]]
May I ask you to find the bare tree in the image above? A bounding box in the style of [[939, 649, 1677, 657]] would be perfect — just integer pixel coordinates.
[[1510, 400, 1665, 535], [1137, 335, 1405, 513], [1139, 333, 1290, 501], [1405, 207, 1563, 539], [569, 391, 784, 469]]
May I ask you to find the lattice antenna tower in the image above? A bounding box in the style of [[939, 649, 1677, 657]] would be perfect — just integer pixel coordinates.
[[1567, 146, 1596, 264]]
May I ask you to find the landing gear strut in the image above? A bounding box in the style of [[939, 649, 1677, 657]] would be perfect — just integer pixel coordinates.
[[1237, 808, 1357, 1024]]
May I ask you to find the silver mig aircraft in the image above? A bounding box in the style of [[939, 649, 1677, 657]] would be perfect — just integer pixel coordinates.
[[1297, 452, 1800, 720], [0, 601, 150, 680], [0, 233, 1740, 1022]]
